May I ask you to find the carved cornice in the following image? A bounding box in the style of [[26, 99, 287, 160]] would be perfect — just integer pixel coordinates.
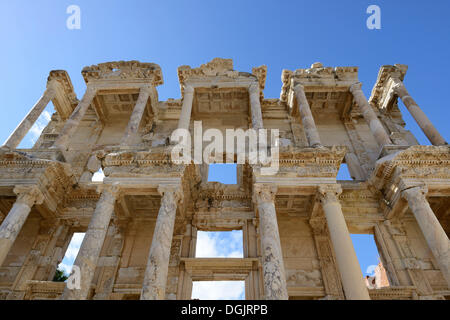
[[369, 64, 408, 110], [196, 182, 250, 200], [278, 146, 347, 166], [177, 58, 264, 97], [371, 145, 450, 190], [103, 148, 175, 166], [280, 63, 359, 102], [82, 60, 163, 85], [47, 70, 78, 105]]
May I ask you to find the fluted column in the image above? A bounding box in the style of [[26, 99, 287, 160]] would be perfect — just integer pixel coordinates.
[[0, 186, 44, 266], [53, 86, 97, 151], [177, 86, 194, 131], [293, 85, 321, 147], [253, 184, 288, 300], [392, 78, 447, 146], [61, 185, 120, 300], [318, 185, 370, 300], [402, 186, 450, 286], [249, 83, 264, 130], [3, 84, 57, 149], [141, 185, 182, 300], [120, 86, 152, 146], [350, 82, 392, 147]]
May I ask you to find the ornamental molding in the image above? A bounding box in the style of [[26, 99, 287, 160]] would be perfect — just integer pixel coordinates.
[[280, 63, 359, 102], [82, 60, 163, 85], [371, 145, 450, 190], [177, 58, 266, 97], [47, 70, 78, 105], [369, 64, 408, 110], [369, 145, 450, 193], [196, 182, 250, 200]]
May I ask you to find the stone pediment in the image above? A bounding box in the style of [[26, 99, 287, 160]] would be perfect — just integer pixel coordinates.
[[82, 60, 163, 85]]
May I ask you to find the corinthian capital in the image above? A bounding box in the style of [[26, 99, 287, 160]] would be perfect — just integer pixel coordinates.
[[158, 184, 183, 203], [253, 184, 277, 204], [317, 185, 342, 205], [13, 185, 45, 207], [391, 77, 408, 97], [183, 85, 194, 95], [349, 82, 363, 93], [249, 82, 260, 95], [293, 84, 305, 94], [401, 185, 428, 201]]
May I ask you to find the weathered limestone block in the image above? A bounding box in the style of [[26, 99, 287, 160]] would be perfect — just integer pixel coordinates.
[[253, 184, 288, 300]]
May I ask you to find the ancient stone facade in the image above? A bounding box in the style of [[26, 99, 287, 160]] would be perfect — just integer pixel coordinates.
[[0, 59, 448, 300]]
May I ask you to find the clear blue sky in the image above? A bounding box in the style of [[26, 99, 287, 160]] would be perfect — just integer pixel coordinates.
[[2, 1, 449, 295]]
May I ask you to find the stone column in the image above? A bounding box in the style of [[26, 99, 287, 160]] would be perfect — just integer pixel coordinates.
[[3, 84, 57, 149], [293, 84, 321, 147], [177, 86, 195, 132], [401, 186, 450, 286], [350, 82, 392, 147], [120, 86, 152, 146], [249, 83, 264, 130], [392, 78, 447, 146], [253, 184, 288, 300], [318, 185, 370, 300], [141, 185, 182, 300], [53, 86, 97, 151], [0, 186, 44, 266], [61, 185, 120, 300]]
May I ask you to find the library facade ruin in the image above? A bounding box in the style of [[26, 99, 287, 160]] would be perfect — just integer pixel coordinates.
[[0, 58, 449, 300]]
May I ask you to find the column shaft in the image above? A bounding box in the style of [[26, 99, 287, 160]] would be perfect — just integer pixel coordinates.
[[3, 87, 56, 149], [177, 86, 194, 131], [53, 87, 97, 151], [393, 79, 447, 146], [61, 186, 118, 300], [350, 83, 392, 147], [120, 86, 152, 146], [249, 84, 264, 130], [254, 184, 288, 300], [293, 85, 321, 147], [141, 185, 181, 300], [0, 187, 44, 266], [402, 186, 450, 286], [319, 186, 370, 300]]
